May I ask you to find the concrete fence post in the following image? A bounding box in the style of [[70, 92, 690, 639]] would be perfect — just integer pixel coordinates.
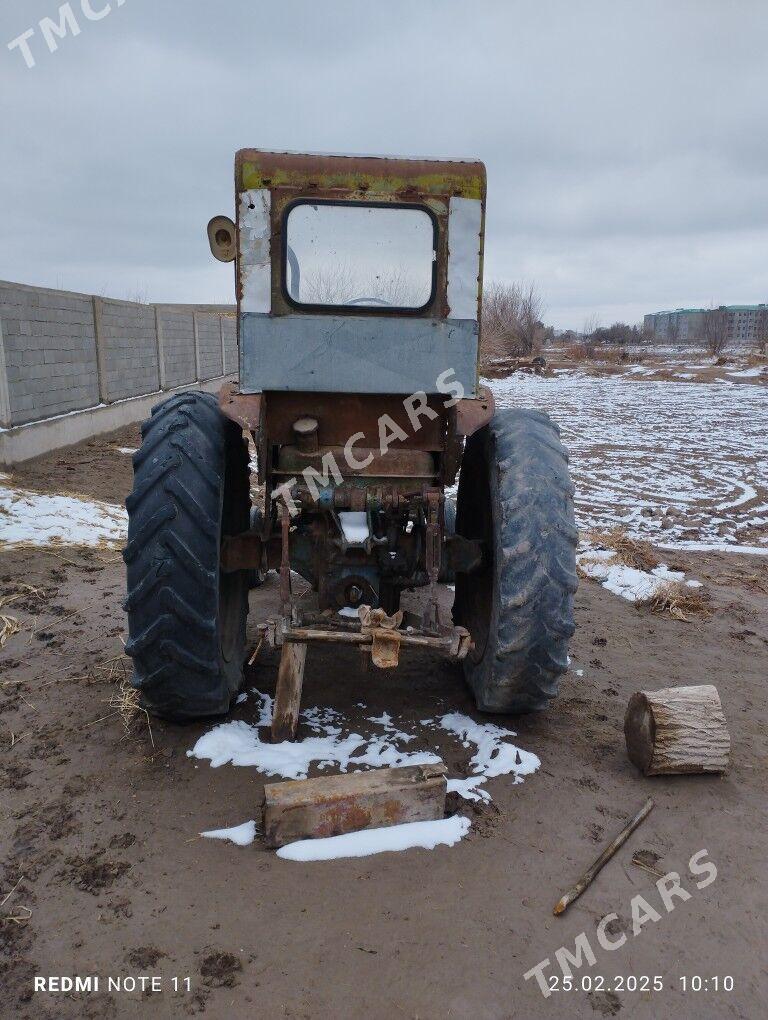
[[92, 296, 111, 405], [0, 314, 12, 427], [155, 306, 167, 390], [193, 311, 202, 382], [219, 314, 226, 376]]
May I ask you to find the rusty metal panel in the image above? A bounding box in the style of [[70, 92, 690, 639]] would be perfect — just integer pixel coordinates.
[[453, 385, 496, 436], [263, 762, 448, 847], [240, 313, 478, 395], [235, 150, 486, 200], [275, 446, 435, 480], [263, 392, 448, 450]]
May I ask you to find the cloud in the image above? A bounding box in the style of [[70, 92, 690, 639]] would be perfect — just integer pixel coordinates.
[[1, 0, 767, 327]]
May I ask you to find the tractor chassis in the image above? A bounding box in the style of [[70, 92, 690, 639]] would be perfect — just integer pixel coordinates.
[[258, 611, 472, 743], [215, 383, 492, 742], [250, 498, 474, 742]]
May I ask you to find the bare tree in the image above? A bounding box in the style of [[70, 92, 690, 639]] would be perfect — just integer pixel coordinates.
[[363, 267, 423, 307], [303, 263, 356, 305], [581, 313, 601, 357], [518, 282, 546, 356], [302, 263, 424, 308], [480, 281, 546, 367], [702, 306, 730, 356], [481, 281, 522, 364]]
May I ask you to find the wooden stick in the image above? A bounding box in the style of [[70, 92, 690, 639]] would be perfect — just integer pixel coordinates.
[[247, 636, 264, 666], [553, 797, 654, 916]]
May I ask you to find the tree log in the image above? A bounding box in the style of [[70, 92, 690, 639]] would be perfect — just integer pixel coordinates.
[[624, 684, 730, 776]]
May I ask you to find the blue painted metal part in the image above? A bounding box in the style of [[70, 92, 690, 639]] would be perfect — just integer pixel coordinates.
[[239, 313, 478, 396]]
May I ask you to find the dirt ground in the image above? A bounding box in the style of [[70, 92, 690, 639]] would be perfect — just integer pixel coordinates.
[[1, 426, 767, 1020]]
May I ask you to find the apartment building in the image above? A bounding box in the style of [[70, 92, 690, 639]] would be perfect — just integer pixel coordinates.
[[643, 304, 768, 344]]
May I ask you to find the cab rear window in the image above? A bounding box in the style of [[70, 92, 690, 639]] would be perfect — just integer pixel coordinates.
[[284, 201, 436, 312]]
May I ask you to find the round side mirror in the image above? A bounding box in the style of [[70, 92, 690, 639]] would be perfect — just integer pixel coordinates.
[[207, 215, 236, 263]]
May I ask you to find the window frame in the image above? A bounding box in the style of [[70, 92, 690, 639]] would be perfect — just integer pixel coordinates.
[[280, 197, 439, 316]]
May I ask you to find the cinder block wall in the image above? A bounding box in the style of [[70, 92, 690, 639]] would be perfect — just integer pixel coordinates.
[[98, 299, 160, 402], [0, 280, 236, 429], [222, 317, 238, 374], [0, 282, 100, 426], [157, 309, 196, 389], [195, 313, 224, 380]]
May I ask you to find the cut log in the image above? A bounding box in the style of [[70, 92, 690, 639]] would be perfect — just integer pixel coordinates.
[[624, 684, 730, 776], [263, 762, 448, 848], [271, 642, 307, 743]]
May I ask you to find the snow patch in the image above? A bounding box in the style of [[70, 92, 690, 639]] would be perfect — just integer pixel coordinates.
[[436, 713, 540, 788], [276, 815, 471, 862], [187, 701, 440, 781], [447, 776, 491, 803], [727, 367, 764, 379], [365, 711, 416, 744], [201, 820, 257, 846], [577, 546, 700, 602], [189, 696, 543, 801], [0, 483, 127, 548], [488, 373, 767, 552]]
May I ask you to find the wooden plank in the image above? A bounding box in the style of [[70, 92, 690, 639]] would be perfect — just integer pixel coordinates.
[[263, 763, 448, 848], [271, 641, 307, 743]]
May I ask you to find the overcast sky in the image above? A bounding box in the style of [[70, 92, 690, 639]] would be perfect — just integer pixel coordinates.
[[1, 0, 766, 329]]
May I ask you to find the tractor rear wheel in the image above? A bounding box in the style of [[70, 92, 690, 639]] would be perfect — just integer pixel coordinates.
[[453, 408, 578, 713], [123, 391, 250, 721]]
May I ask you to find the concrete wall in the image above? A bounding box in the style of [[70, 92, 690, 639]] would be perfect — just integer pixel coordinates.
[[156, 309, 196, 389], [0, 280, 236, 430], [222, 316, 238, 374], [98, 298, 160, 401], [195, 312, 224, 381], [0, 281, 100, 425], [0, 281, 237, 464]]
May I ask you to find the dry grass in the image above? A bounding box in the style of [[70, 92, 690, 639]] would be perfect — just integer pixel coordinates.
[[0, 875, 32, 926], [708, 567, 768, 595], [565, 342, 594, 361], [0, 613, 20, 648], [588, 527, 660, 572], [563, 344, 641, 364], [639, 581, 712, 621], [107, 661, 154, 747], [0, 583, 47, 647]]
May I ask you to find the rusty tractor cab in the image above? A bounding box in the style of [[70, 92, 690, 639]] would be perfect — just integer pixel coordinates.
[[124, 150, 578, 736]]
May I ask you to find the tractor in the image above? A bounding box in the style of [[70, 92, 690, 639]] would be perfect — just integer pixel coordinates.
[[124, 150, 577, 737]]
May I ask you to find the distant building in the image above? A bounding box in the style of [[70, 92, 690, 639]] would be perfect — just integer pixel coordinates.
[[643, 304, 768, 344]]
